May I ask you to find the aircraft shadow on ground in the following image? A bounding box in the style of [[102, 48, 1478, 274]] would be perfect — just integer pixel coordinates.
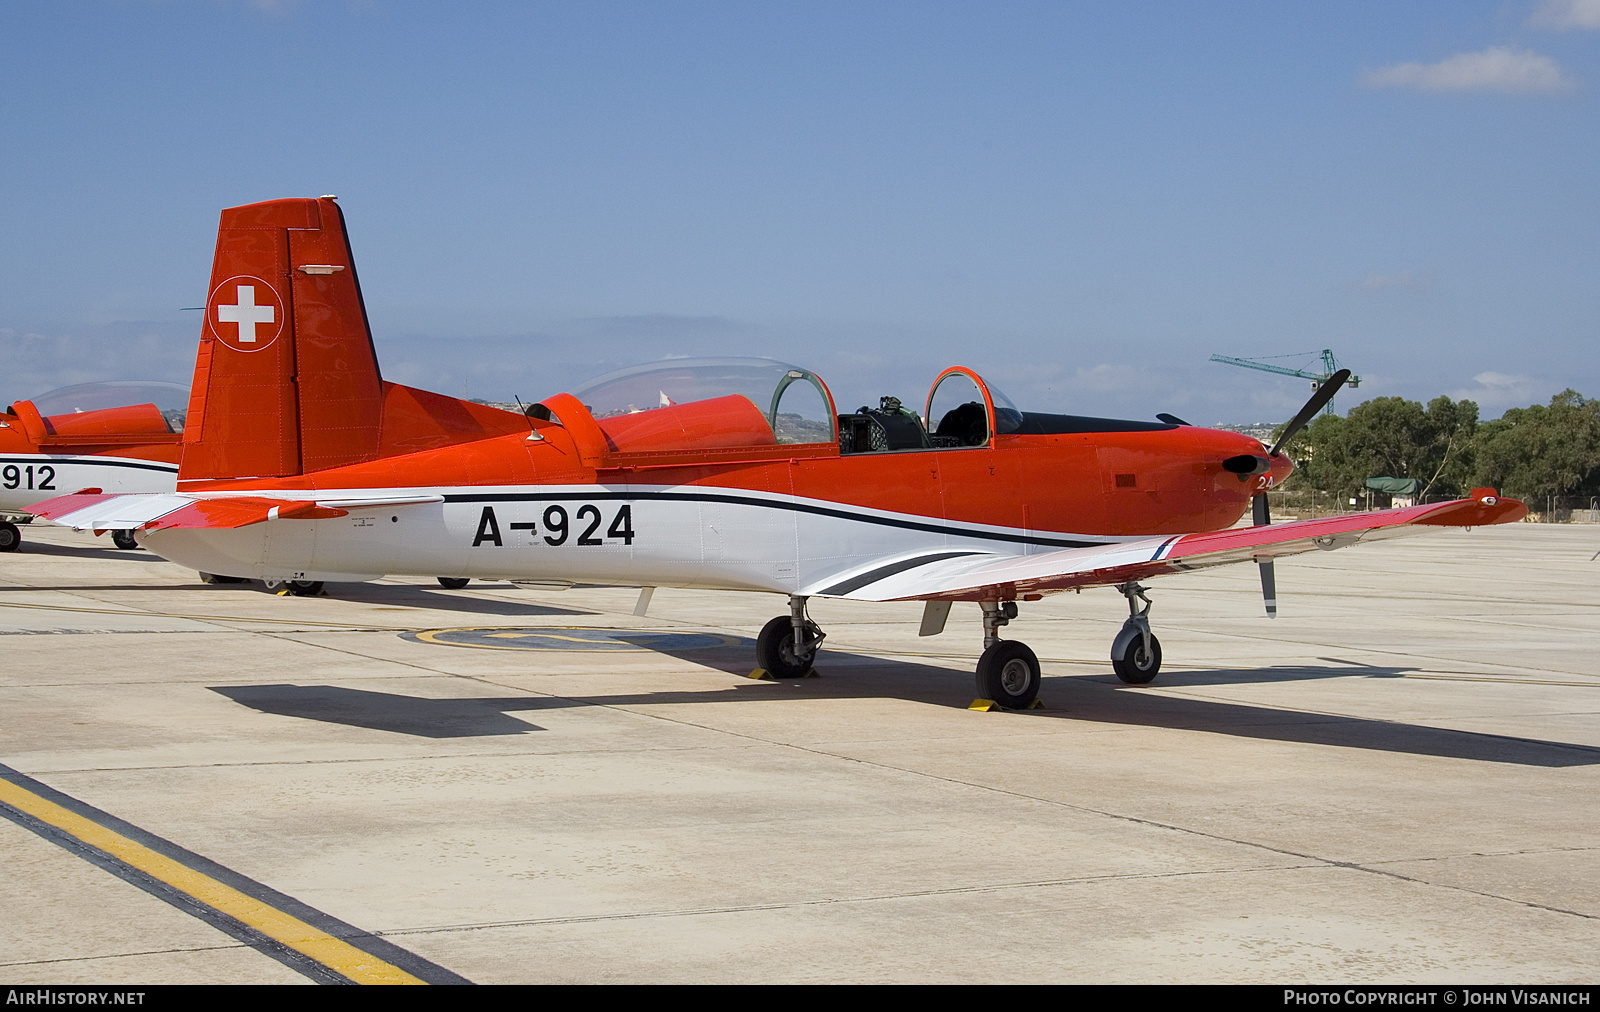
[[317, 583, 598, 618], [210, 642, 1600, 767], [8, 541, 168, 563], [210, 684, 559, 738], [181, 581, 599, 619]]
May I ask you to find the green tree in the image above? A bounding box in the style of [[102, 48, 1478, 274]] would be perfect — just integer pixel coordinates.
[[1472, 390, 1600, 501], [1282, 395, 1478, 501]]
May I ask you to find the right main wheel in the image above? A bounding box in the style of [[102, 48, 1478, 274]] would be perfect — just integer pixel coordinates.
[[1112, 632, 1162, 684], [975, 640, 1041, 709], [755, 615, 820, 678], [0, 521, 19, 553]]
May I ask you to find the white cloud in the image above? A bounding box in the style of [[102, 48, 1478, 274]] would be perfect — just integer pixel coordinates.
[[1349, 269, 1436, 292], [1449, 371, 1544, 411], [1362, 46, 1575, 94], [1530, 0, 1600, 30]]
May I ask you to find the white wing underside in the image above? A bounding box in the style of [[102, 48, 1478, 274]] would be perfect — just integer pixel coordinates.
[[817, 495, 1520, 602]]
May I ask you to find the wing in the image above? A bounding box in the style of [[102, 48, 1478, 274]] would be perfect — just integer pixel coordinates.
[[28, 491, 444, 531], [813, 493, 1527, 602]]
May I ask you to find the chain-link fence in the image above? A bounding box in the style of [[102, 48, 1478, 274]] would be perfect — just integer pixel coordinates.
[[1525, 495, 1600, 524]]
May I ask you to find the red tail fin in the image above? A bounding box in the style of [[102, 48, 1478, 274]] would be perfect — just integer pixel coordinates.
[[181, 197, 384, 480], [180, 197, 532, 486]]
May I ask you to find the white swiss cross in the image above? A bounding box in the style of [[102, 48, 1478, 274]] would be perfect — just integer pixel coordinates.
[[216, 285, 276, 343]]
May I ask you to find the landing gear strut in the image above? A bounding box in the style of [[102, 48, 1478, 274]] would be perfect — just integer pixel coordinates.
[[974, 600, 1041, 709], [755, 595, 825, 678], [1111, 582, 1162, 684]]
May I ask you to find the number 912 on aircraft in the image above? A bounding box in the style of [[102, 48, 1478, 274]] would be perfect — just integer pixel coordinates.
[[30, 198, 1527, 709]]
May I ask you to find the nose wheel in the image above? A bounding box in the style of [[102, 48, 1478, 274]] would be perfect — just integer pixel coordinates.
[[1111, 583, 1162, 684]]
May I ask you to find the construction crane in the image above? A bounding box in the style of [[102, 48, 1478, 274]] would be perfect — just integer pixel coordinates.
[[1210, 349, 1360, 413]]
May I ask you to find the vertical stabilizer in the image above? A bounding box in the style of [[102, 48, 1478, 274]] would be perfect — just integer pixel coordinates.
[[181, 197, 384, 481]]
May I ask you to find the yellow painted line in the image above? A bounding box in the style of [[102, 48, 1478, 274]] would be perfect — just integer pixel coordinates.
[[0, 778, 424, 985]]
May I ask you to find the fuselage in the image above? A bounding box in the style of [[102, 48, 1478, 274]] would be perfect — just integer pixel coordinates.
[[147, 418, 1290, 594], [0, 401, 181, 514]]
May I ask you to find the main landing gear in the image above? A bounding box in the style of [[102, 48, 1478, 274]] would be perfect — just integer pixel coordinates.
[[974, 601, 1043, 709], [263, 578, 324, 597], [748, 585, 1167, 707], [0, 521, 19, 553], [755, 595, 826, 678], [111, 529, 140, 550]]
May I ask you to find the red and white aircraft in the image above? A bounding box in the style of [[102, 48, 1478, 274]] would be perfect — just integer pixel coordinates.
[[30, 198, 1526, 707], [1, 381, 186, 551]]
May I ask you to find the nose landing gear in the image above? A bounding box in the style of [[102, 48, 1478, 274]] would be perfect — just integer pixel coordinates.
[[1111, 582, 1162, 684]]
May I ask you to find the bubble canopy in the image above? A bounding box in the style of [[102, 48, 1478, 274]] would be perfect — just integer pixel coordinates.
[[26, 381, 190, 417], [565, 357, 838, 445]]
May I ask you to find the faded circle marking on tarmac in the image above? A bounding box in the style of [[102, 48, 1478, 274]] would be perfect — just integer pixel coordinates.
[[403, 626, 744, 652]]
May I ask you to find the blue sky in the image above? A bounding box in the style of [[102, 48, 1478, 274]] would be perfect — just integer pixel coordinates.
[[1, 1, 1595, 424]]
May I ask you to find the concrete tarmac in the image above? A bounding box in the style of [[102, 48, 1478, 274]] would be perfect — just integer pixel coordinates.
[[1, 520, 1597, 984]]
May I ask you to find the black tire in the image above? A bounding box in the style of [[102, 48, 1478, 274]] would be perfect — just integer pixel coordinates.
[[975, 640, 1041, 709], [287, 580, 324, 597], [0, 521, 19, 553], [436, 577, 470, 589], [755, 615, 820, 678], [112, 529, 140, 550], [1112, 632, 1162, 684]]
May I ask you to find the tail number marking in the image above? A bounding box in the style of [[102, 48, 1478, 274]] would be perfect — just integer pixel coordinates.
[[2, 464, 55, 491], [472, 504, 635, 548]]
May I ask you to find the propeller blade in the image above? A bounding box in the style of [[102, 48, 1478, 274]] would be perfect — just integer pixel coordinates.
[[1252, 492, 1276, 616], [1268, 368, 1350, 457], [1258, 558, 1277, 618]]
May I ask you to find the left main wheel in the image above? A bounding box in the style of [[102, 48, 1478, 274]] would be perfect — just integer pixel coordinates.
[[436, 577, 470, 589], [975, 640, 1042, 709], [0, 521, 19, 553], [755, 615, 820, 678], [112, 529, 140, 550]]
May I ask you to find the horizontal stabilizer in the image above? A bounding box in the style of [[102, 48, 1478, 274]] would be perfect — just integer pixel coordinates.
[[28, 490, 444, 532]]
